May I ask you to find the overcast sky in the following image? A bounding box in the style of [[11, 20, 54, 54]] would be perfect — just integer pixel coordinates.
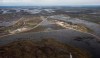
[[0, 0, 100, 6]]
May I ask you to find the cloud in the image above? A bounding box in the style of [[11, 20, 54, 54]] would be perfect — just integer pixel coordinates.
[[0, 0, 100, 6], [2, 0, 33, 3]]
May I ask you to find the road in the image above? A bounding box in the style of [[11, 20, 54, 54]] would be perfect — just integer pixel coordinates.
[[0, 16, 100, 40], [0, 17, 24, 38], [13, 17, 24, 25], [30, 16, 48, 29], [0, 16, 100, 58], [0, 17, 23, 29], [40, 16, 100, 40], [0, 16, 48, 38], [27, 16, 55, 30]]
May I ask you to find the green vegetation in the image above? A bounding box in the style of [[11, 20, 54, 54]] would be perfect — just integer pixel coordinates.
[[68, 14, 100, 24], [0, 39, 91, 58], [0, 16, 42, 34], [76, 24, 94, 33], [25, 24, 65, 33]]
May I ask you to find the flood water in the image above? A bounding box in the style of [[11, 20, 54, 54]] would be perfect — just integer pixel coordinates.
[[0, 15, 100, 58], [0, 29, 100, 58], [49, 15, 100, 37]]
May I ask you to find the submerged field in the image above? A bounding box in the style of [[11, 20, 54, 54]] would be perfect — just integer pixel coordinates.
[[0, 7, 100, 58]]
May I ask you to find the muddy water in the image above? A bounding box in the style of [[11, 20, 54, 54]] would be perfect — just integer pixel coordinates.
[[0, 16, 100, 58], [49, 15, 100, 37], [66, 18, 100, 37], [0, 29, 100, 58]]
